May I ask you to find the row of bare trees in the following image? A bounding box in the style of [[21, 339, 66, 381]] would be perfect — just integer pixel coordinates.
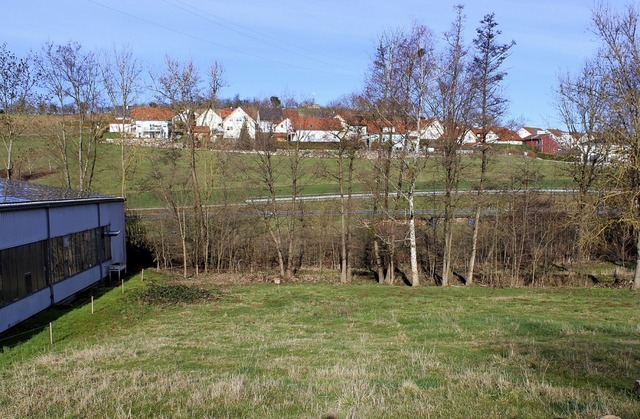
[[353, 6, 515, 286], [3, 4, 640, 287], [0, 41, 227, 194], [556, 3, 640, 288]]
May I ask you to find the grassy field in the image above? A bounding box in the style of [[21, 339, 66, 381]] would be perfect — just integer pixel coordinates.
[[1, 271, 638, 418], [8, 134, 575, 208]]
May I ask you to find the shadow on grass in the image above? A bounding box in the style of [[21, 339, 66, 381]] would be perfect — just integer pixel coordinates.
[[0, 270, 140, 351], [492, 318, 640, 400]]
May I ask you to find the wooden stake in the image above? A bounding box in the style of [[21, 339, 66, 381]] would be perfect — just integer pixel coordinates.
[[121, 278, 124, 293], [91, 296, 94, 314], [141, 269, 144, 281], [49, 322, 53, 345]]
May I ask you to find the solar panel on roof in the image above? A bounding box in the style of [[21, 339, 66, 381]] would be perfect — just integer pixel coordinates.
[[0, 178, 108, 204]]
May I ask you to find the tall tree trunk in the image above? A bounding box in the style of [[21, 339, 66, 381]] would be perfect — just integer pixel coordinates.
[[467, 146, 489, 285], [467, 206, 481, 284], [78, 117, 84, 190], [408, 189, 419, 286]]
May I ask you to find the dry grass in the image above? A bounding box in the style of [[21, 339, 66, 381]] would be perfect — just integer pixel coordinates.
[[0, 270, 638, 418]]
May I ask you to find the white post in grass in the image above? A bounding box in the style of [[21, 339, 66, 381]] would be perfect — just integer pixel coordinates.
[[141, 269, 144, 281], [49, 322, 53, 345], [91, 296, 94, 314], [121, 278, 124, 293]]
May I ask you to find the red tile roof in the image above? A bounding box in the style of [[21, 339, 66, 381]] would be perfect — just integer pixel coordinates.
[[289, 115, 342, 131], [130, 107, 174, 121]]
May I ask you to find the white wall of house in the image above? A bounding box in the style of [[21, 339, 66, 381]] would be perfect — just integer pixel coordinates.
[[292, 129, 341, 142], [196, 108, 223, 133], [109, 122, 133, 133], [482, 130, 500, 143], [274, 118, 292, 133], [459, 130, 477, 144], [222, 107, 256, 139], [135, 120, 170, 139], [422, 120, 444, 141]]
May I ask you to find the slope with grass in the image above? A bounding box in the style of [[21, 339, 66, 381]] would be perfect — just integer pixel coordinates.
[[9, 135, 575, 208], [1, 271, 638, 417]]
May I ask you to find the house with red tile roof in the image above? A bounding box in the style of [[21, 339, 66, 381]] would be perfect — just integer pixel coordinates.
[[546, 128, 578, 149], [195, 108, 224, 139], [221, 107, 256, 139], [130, 106, 173, 139], [473, 126, 522, 145], [518, 126, 546, 139], [289, 114, 343, 142]]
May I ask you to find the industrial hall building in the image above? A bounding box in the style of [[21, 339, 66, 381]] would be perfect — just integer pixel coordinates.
[[0, 178, 126, 333]]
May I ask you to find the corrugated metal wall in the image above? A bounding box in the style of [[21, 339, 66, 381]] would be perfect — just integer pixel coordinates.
[[0, 199, 126, 334], [0, 208, 48, 250]]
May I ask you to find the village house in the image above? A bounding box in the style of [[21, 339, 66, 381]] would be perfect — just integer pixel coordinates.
[[472, 126, 523, 145], [221, 107, 257, 140], [522, 133, 559, 154], [289, 114, 343, 142], [518, 126, 546, 139], [130, 106, 173, 139], [546, 128, 577, 149], [108, 117, 133, 134]]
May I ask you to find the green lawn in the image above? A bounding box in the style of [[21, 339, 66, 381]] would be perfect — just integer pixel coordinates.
[[7, 136, 576, 208], [1, 271, 638, 418]]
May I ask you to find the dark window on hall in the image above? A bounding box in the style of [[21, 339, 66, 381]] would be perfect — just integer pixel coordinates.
[[1, 225, 113, 307], [0, 241, 47, 308], [50, 226, 111, 284]]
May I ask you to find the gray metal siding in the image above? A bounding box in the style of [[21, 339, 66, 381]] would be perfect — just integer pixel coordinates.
[[0, 287, 51, 332], [49, 204, 100, 237], [52, 266, 102, 303], [100, 202, 127, 265], [0, 209, 48, 250]]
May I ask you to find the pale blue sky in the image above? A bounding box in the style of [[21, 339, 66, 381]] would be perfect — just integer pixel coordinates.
[[2, 0, 622, 128]]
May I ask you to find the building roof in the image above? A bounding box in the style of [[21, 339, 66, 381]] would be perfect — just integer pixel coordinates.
[[130, 106, 174, 121], [0, 178, 122, 209], [109, 118, 133, 125], [289, 115, 342, 131]]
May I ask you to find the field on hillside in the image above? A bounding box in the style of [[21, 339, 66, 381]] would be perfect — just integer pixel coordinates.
[[7, 133, 575, 208], [1, 271, 638, 418]]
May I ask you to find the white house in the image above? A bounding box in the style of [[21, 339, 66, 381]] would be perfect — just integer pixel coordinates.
[[108, 118, 133, 134], [196, 108, 224, 136], [221, 107, 256, 139], [410, 118, 445, 143], [518, 126, 547, 139], [547, 129, 578, 149], [130, 106, 173, 139], [290, 115, 343, 142], [172, 109, 200, 126], [473, 127, 523, 145]]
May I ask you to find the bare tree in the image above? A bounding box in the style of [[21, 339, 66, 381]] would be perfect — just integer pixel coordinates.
[[321, 106, 364, 283], [37, 41, 105, 190], [249, 130, 306, 279], [589, 3, 640, 288], [148, 149, 191, 278], [152, 56, 208, 274], [556, 60, 608, 261], [360, 24, 435, 286], [207, 60, 226, 108], [427, 5, 476, 286], [0, 43, 38, 179], [466, 13, 515, 284], [101, 44, 142, 198]]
